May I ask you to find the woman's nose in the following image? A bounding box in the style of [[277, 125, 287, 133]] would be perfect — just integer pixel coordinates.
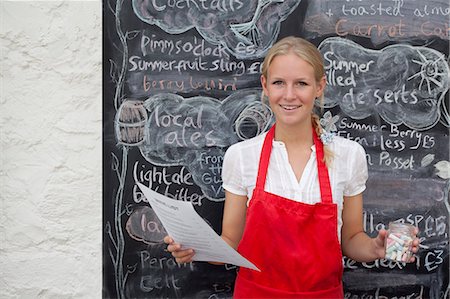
[[285, 85, 295, 100]]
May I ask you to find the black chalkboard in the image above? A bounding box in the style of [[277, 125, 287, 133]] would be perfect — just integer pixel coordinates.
[[103, 0, 449, 298]]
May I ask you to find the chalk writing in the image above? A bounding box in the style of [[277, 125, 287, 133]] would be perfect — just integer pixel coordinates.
[[318, 37, 449, 130], [129, 56, 248, 77], [132, 0, 301, 59], [364, 212, 447, 239], [344, 286, 424, 299], [140, 251, 194, 271], [121, 29, 268, 96], [187, 149, 225, 200], [133, 162, 205, 206], [139, 75, 240, 94], [321, 110, 445, 173], [337, 118, 437, 151], [140, 273, 182, 292], [304, 0, 450, 43], [341, 1, 405, 17], [343, 247, 447, 273], [104, 0, 450, 298], [140, 34, 230, 58], [126, 206, 167, 244], [357, 175, 450, 286], [133, 163, 194, 188], [149, 0, 245, 12], [112, 89, 272, 200]]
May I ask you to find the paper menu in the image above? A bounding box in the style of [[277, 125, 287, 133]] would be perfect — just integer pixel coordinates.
[[136, 182, 260, 271]]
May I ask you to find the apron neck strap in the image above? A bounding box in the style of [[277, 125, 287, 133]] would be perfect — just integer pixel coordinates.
[[255, 126, 275, 190], [255, 125, 333, 204], [313, 128, 333, 204]]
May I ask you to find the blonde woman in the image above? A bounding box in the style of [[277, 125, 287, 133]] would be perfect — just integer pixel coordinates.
[[166, 36, 420, 298]]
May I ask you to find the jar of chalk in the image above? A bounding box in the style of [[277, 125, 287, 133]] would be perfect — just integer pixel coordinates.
[[384, 222, 416, 262]]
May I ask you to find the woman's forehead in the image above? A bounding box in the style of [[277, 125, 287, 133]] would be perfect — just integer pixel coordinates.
[[267, 54, 315, 76]]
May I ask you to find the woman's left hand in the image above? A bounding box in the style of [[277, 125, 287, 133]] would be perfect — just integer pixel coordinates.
[[374, 227, 420, 263], [373, 229, 388, 259], [407, 227, 421, 263]]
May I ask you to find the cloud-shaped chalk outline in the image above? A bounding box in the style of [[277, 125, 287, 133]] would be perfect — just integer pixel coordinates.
[[318, 37, 449, 131], [122, 89, 273, 200], [132, 0, 301, 59]]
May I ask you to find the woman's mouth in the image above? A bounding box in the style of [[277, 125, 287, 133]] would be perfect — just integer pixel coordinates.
[[280, 104, 301, 110]]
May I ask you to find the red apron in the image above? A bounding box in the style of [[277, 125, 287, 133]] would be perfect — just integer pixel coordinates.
[[234, 126, 344, 298]]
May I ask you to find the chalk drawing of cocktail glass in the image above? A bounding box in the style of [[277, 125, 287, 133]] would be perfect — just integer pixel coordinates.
[[230, 0, 284, 46]]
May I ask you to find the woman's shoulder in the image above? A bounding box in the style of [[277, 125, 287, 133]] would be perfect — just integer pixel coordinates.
[[226, 132, 267, 153], [223, 132, 267, 170], [330, 135, 366, 155]]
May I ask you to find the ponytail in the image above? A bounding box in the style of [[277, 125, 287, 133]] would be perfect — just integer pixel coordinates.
[[311, 114, 333, 167]]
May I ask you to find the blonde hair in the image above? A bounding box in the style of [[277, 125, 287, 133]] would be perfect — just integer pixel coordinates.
[[262, 36, 333, 165]]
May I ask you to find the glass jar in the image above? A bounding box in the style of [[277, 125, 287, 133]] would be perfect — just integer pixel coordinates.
[[384, 222, 416, 262]]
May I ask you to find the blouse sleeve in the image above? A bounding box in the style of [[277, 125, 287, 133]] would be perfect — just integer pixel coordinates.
[[344, 142, 368, 197], [221, 143, 247, 196]]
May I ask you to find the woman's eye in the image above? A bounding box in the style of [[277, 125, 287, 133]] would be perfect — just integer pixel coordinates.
[[272, 81, 283, 85], [297, 81, 308, 86]]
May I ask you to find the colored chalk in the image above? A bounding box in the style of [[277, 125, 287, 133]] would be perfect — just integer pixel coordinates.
[[384, 222, 416, 262]]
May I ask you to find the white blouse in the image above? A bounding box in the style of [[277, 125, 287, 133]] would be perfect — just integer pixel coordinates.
[[222, 132, 369, 240]]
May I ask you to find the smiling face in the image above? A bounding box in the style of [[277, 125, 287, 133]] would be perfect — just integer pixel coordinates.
[[261, 52, 325, 130]]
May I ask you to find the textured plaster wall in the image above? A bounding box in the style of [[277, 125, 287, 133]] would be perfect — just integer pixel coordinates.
[[1, 1, 102, 298]]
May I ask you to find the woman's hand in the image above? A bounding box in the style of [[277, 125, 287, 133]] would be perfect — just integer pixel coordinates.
[[409, 227, 421, 262], [164, 236, 195, 264], [372, 229, 388, 259], [374, 227, 420, 263]]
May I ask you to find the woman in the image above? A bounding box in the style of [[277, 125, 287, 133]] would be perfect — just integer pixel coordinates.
[[165, 36, 420, 298]]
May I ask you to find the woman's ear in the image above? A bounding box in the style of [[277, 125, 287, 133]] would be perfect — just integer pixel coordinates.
[[261, 75, 268, 95], [316, 75, 326, 97]]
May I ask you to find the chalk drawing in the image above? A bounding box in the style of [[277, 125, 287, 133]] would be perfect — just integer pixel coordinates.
[[318, 37, 449, 131], [114, 89, 273, 200], [131, 0, 301, 59], [126, 206, 168, 245], [303, 0, 450, 44], [230, 0, 285, 47]]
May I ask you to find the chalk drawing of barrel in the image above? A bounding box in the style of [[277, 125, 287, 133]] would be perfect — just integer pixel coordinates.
[[115, 100, 148, 146]]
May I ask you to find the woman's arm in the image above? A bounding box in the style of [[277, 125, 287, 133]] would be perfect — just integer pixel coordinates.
[[221, 190, 248, 250], [341, 193, 384, 262], [208, 190, 248, 265]]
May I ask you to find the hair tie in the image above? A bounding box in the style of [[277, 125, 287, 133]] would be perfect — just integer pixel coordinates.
[[320, 130, 335, 145]]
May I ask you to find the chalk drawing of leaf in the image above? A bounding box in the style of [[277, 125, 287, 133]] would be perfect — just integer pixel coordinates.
[[126, 30, 140, 40], [109, 59, 118, 83], [111, 152, 120, 172], [421, 154, 435, 167], [434, 160, 450, 179]]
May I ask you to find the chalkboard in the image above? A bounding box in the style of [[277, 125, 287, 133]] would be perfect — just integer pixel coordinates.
[[102, 0, 450, 298]]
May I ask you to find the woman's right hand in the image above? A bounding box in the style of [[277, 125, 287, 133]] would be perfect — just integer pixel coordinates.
[[164, 236, 195, 264]]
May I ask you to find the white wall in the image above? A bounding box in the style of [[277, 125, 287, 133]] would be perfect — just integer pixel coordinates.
[[1, 1, 102, 298]]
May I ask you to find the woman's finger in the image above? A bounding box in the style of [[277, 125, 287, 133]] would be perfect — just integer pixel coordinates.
[[163, 236, 173, 245], [172, 249, 194, 258], [167, 243, 182, 253], [173, 249, 195, 264]]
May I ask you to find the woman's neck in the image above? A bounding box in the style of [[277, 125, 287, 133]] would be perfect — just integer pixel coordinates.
[[274, 121, 314, 147]]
